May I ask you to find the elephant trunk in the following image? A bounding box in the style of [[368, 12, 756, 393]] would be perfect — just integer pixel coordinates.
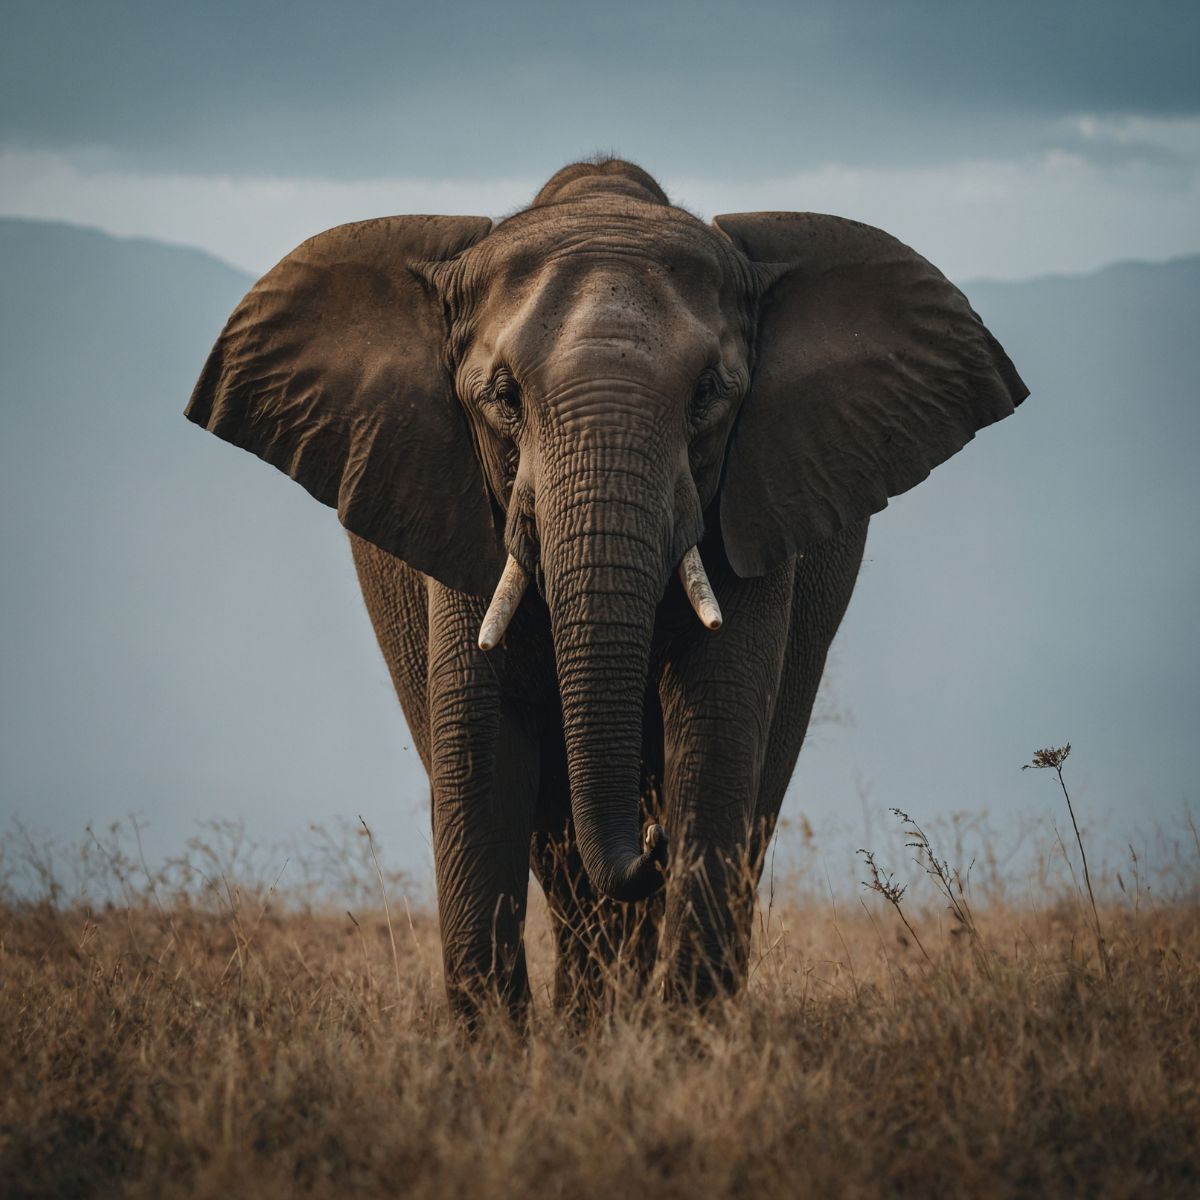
[[538, 448, 673, 902]]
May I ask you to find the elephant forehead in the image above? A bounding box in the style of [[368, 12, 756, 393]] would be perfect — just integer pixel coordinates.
[[477, 263, 728, 387], [479, 246, 742, 365], [523, 261, 701, 330], [469, 206, 738, 307]]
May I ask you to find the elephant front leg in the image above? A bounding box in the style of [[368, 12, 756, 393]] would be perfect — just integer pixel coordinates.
[[428, 584, 539, 1027], [658, 561, 794, 1003]]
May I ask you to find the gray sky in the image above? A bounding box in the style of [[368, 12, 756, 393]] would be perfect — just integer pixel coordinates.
[[2, 1, 1199, 279]]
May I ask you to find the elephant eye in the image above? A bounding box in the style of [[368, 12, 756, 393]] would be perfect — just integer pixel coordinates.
[[497, 379, 522, 416], [482, 369, 523, 432], [690, 370, 729, 430]]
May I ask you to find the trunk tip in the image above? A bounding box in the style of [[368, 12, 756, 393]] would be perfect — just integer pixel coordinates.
[[590, 826, 669, 903], [644, 822, 666, 855]]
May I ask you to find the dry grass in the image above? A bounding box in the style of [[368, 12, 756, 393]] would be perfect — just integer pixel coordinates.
[[3, 869, 1199, 1198]]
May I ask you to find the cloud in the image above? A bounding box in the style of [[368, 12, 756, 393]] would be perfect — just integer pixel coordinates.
[[3, 1, 1198, 179], [1047, 113, 1200, 169], [0, 150, 538, 274], [670, 121, 1200, 280], [4, 118, 1199, 282]]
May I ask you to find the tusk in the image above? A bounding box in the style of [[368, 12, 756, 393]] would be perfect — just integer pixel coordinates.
[[678, 546, 722, 631], [478, 556, 530, 650]]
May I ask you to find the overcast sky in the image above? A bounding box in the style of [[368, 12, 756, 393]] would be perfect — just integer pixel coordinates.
[[2, 0, 1199, 279]]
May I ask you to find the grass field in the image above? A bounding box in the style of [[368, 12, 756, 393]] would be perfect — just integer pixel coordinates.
[[3, 799, 1199, 1199]]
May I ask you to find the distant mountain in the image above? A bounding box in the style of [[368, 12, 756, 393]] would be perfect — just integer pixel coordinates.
[[2, 218, 1196, 878]]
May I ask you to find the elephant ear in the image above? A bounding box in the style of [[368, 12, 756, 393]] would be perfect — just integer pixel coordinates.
[[186, 214, 503, 595], [713, 212, 1028, 578]]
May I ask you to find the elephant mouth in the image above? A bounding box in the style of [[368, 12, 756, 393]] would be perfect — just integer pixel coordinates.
[[477, 545, 722, 650]]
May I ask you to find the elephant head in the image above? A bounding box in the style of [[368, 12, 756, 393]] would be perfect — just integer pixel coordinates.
[[187, 159, 1026, 904]]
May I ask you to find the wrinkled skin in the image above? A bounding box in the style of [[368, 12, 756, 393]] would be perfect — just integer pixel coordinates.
[[187, 159, 1027, 1024]]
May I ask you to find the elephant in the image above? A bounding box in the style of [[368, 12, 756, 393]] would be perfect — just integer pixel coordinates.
[[186, 157, 1027, 1023]]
